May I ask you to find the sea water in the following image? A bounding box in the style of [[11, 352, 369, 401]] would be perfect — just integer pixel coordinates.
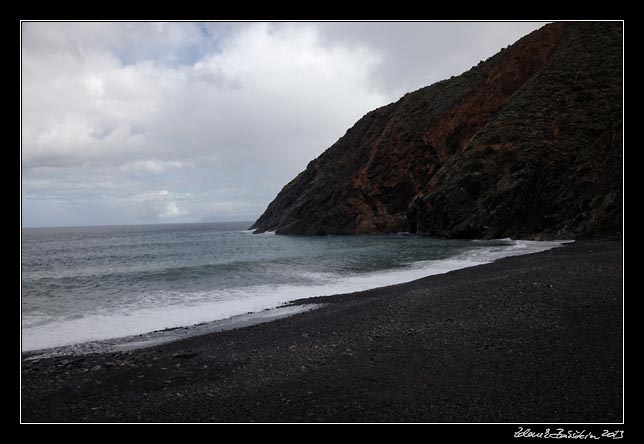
[[21, 222, 568, 351]]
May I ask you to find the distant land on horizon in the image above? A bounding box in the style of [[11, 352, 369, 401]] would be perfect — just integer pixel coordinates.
[[252, 22, 623, 240]]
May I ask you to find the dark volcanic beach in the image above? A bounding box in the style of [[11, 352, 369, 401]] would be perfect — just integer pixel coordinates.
[[21, 239, 623, 423]]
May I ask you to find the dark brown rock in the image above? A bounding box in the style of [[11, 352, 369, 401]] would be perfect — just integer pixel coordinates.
[[252, 22, 622, 239]]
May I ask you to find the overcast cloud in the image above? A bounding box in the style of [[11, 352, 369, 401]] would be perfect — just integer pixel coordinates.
[[21, 21, 546, 227]]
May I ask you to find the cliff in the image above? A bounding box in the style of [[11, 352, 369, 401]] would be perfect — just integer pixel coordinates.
[[252, 22, 622, 239]]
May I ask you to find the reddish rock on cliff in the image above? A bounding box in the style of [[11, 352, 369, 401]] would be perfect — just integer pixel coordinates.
[[252, 22, 622, 239]]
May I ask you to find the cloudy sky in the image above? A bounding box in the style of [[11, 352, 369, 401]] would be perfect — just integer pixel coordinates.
[[21, 21, 546, 228]]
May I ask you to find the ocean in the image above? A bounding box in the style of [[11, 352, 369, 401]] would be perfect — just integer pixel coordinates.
[[21, 222, 568, 352]]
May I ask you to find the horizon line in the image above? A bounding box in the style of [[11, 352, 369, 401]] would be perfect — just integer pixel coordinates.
[[21, 220, 257, 230]]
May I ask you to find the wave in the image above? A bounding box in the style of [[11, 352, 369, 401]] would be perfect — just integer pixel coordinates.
[[21, 239, 571, 352], [451, 239, 573, 263], [23, 256, 280, 285]]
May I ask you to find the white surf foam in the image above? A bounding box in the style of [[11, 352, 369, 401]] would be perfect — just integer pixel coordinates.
[[21, 238, 572, 351]]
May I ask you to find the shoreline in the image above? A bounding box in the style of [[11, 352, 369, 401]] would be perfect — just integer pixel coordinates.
[[21, 238, 623, 423], [22, 237, 569, 355], [22, 304, 322, 360]]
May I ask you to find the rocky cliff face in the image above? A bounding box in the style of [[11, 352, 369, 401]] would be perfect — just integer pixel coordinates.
[[252, 22, 622, 239]]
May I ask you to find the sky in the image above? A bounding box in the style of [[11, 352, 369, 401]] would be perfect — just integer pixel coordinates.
[[21, 21, 546, 228]]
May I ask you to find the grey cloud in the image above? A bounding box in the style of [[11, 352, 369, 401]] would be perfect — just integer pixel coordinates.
[[315, 21, 547, 99], [21, 22, 214, 65], [22, 21, 547, 228]]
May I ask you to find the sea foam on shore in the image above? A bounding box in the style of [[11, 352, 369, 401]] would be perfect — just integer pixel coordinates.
[[22, 231, 570, 352]]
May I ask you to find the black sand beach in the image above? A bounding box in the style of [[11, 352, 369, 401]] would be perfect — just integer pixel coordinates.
[[21, 239, 623, 423]]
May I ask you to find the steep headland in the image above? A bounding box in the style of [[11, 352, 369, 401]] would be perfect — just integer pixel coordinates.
[[252, 22, 622, 239]]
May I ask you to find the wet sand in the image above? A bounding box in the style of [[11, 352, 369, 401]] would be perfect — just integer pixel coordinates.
[[21, 239, 623, 423]]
